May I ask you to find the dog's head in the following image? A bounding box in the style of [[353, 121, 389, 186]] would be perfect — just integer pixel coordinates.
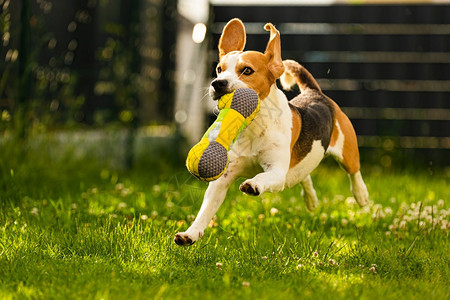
[[210, 18, 284, 101]]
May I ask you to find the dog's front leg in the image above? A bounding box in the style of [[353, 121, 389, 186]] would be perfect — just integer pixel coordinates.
[[174, 164, 240, 246], [239, 147, 290, 196]]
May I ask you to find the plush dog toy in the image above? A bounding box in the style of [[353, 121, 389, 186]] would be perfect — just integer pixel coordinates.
[[186, 88, 260, 181]]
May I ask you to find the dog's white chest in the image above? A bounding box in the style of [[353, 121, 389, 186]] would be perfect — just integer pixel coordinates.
[[228, 87, 292, 174]]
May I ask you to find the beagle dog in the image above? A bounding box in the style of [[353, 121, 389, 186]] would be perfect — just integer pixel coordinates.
[[175, 18, 369, 246]]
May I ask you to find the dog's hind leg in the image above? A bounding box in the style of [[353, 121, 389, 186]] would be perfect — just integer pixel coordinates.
[[348, 171, 369, 207], [327, 108, 369, 207], [301, 175, 319, 211]]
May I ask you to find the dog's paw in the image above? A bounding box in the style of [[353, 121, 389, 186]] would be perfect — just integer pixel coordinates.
[[174, 231, 203, 246], [349, 172, 369, 207], [174, 232, 195, 246], [303, 192, 319, 212], [354, 190, 369, 207], [240, 180, 262, 196]]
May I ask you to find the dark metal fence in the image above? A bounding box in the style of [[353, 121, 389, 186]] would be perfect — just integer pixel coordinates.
[[210, 4, 449, 166]]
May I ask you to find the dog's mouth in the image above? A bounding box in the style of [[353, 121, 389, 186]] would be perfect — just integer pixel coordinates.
[[210, 90, 227, 100], [209, 87, 231, 101], [210, 78, 233, 100]]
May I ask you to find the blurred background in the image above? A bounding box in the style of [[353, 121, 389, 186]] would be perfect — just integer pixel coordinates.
[[1, 0, 449, 171]]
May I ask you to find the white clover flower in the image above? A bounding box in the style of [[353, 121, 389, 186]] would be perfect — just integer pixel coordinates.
[[341, 218, 349, 227], [152, 185, 161, 193], [384, 207, 393, 216], [399, 220, 407, 229], [373, 204, 383, 211], [400, 202, 409, 211], [345, 197, 356, 206], [270, 207, 279, 216], [30, 207, 39, 216], [362, 205, 371, 214], [208, 217, 218, 228], [121, 188, 132, 197]]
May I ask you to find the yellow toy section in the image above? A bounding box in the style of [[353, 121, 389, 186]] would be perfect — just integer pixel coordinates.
[[186, 88, 260, 181]]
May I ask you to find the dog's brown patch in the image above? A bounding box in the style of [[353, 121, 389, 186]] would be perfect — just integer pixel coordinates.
[[289, 105, 302, 167], [329, 101, 360, 174]]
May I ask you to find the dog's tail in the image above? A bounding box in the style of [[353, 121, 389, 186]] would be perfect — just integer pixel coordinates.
[[280, 59, 321, 93]]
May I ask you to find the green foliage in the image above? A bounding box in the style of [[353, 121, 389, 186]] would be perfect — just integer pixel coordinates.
[[0, 142, 449, 299], [0, 0, 152, 133]]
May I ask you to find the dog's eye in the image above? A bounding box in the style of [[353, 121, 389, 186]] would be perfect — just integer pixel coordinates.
[[242, 67, 254, 75], [216, 66, 222, 74]]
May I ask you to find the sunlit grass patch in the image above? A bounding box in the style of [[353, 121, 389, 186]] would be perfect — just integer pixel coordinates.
[[0, 148, 448, 299]]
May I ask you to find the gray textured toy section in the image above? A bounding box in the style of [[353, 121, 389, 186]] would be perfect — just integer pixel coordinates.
[[230, 88, 259, 118], [197, 141, 228, 179]]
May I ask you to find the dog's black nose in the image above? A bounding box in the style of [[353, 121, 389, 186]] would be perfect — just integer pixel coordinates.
[[211, 79, 228, 92]]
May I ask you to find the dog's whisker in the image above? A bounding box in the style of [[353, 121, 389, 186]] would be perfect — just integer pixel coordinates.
[[200, 87, 212, 102]]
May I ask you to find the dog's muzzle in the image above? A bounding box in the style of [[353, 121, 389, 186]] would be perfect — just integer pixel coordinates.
[[210, 79, 229, 100]]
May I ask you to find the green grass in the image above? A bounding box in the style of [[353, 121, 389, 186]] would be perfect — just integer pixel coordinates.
[[0, 141, 449, 299]]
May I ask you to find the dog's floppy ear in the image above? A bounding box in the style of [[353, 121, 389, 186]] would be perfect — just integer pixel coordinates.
[[218, 18, 246, 59], [264, 23, 284, 80]]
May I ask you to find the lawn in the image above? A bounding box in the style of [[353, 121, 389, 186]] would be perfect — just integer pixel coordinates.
[[0, 139, 449, 300]]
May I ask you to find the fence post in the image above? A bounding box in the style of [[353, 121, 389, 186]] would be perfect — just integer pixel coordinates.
[[121, 0, 141, 169], [159, 0, 177, 121]]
